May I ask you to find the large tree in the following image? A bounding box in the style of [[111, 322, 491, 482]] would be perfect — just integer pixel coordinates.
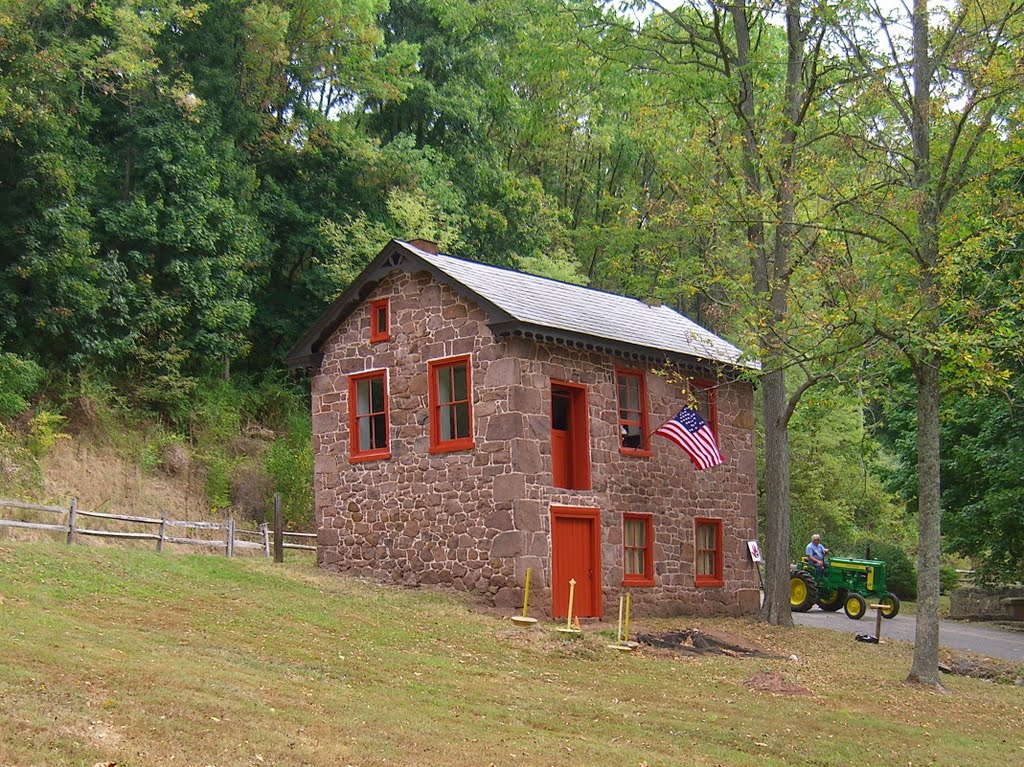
[[835, 0, 1024, 685]]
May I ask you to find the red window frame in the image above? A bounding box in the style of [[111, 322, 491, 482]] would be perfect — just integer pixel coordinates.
[[615, 368, 651, 455], [348, 369, 391, 463], [428, 354, 474, 453], [622, 513, 654, 587], [370, 298, 390, 342], [690, 378, 718, 436], [695, 517, 724, 587]]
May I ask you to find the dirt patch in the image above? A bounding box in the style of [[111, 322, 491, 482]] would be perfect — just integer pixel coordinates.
[[940, 653, 1024, 684], [636, 628, 783, 658], [744, 670, 813, 696]]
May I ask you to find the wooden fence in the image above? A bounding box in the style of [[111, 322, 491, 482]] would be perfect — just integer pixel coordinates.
[[0, 493, 316, 560]]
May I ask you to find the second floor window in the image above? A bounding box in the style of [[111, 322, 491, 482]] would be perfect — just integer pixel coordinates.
[[429, 354, 473, 452], [616, 369, 650, 454], [349, 370, 390, 462]]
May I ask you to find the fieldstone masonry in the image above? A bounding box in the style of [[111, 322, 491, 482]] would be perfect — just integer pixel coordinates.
[[312, 269, 760, 618]]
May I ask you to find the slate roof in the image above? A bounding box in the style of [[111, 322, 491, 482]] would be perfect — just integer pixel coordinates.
[[285, 239, 760, 373]]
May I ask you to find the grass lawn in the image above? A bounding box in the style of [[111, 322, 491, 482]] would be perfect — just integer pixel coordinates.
[[1, 543, 1021, 767]]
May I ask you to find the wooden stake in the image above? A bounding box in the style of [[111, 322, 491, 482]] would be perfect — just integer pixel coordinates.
[[522, 567, 532, 617], [566, 578, 576, 628], [616, 595, 625, 643], [624, 591, 632, 642]]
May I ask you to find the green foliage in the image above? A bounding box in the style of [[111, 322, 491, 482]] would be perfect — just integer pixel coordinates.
[[26, 410, 69, 459], [265, 410, 315, 529], [842, 538, 918, 601], [0, 354, 45, 421], [939, 564, 960, 596]]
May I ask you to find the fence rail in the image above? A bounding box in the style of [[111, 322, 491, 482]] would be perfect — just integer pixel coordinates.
[[0, 493, 315, 561]]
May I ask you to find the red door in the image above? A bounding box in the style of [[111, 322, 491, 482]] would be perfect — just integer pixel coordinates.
[[551, 382, 591, 490], [551, 506, 601, 618]]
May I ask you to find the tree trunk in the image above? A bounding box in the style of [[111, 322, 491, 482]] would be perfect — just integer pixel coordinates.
[[909, 351, 942, 684], [906, 0, 942, 686], [760, 366, 793, 625]]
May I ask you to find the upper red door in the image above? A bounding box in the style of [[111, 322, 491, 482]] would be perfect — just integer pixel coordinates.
[[550, 382, 591, 490]]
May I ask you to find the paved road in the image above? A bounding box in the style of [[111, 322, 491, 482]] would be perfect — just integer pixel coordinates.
[[792, 608, 1024, 663]]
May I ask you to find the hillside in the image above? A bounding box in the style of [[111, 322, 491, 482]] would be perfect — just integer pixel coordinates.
[[1, 543, 1022, 767]]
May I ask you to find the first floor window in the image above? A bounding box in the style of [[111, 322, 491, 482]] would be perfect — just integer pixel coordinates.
[[429, 354, 473, 452], [695, 517, 723, 587], [623, 513, 654, 586], [349, 370, 390, 462]]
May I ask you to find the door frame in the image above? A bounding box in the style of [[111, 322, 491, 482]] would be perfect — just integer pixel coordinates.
[[550, 504, 602, 619], [550, 380, 591, 490]]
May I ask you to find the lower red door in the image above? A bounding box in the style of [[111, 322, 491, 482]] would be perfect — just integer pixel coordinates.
[[551, 506, 601, 618]]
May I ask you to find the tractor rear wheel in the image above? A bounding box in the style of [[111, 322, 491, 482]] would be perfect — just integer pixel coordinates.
[[879, 593, 900, 619], [790, 570, 818, 612], [817, 588, 848, 612], [844, 593, 867, 620]]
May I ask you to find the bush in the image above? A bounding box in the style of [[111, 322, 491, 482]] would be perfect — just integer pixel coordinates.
[[847, 537, 918, 600], [940, 564, 961, 595], [0, 353, 45, 421]]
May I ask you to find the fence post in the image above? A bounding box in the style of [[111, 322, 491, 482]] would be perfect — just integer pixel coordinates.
[[66, 498, 77, 545], [226, 514, 235, 558], [157, 509, 167, 552], [273, 493, 283, 563], [260, 522, 270, 558]]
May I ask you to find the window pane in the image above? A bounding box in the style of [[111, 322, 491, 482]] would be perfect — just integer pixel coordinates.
[[371, 414, 387, 449], [454, 402, 470, 439], [370, 377, 384, 412], [694, 389, 711, 423], [359, 414, 371, 450], [453, 363, 468, 401], [357, 379, 370, 415], [440, 404, 454, 440], [437, 368, 452, 403], [621, 423, 642, 449], [551, 392, 569, 431], [376, 306, 387, 331], [626, 548, 641, 575], [698, 550, 713, 576]]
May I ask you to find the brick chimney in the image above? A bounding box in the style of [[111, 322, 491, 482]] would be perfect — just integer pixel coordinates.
[[408, 238, 439, 254]]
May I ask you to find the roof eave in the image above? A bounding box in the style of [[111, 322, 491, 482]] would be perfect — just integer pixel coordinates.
[[489, 321, 757, 378]]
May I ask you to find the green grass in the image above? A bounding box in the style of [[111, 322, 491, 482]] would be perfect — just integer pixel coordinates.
[[1, 543, 1021, 766]]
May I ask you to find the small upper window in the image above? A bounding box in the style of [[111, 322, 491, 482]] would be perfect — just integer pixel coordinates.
[[695, 517, 724, 587], [370, 298, 389, 342], [690, 378, 718, 435], [348, 370, 390, 462], [623, 513, 654, 587], [429, 355, 473, 453], [616, 369, 650, 454]]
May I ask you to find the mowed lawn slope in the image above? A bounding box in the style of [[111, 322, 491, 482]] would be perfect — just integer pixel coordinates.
[[1, 543, 1021, 767]]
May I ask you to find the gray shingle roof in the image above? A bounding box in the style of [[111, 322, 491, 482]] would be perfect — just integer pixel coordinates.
[[397, 240, 759, 370]]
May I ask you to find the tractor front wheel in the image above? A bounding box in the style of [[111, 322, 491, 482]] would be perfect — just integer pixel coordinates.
[[817, 588, 848, 612], [790, 570, 818, 612], [880, 593, 901, 619], [844, 593, 867, 620]]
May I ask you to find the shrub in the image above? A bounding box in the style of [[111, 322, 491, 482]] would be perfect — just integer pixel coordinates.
[[0, 353, 45, 421], [847, 537, 918, 600], [940, 564, 961, 595]]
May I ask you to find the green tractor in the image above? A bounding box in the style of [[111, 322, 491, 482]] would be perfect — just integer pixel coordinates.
[[790, 556, 900, 620]]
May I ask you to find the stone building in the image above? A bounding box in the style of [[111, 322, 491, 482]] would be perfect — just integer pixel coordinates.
[[286, 239, 761, 618]]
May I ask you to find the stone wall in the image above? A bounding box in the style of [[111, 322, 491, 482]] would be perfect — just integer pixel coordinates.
[[311, 268, 760, 618], [950, 586, 1024, 620]]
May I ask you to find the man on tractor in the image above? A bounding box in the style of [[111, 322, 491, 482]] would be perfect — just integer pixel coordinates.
[[805, 533, 829, 576]]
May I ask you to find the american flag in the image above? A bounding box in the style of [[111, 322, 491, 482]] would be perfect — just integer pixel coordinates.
[[654, 407, 724, 470]]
